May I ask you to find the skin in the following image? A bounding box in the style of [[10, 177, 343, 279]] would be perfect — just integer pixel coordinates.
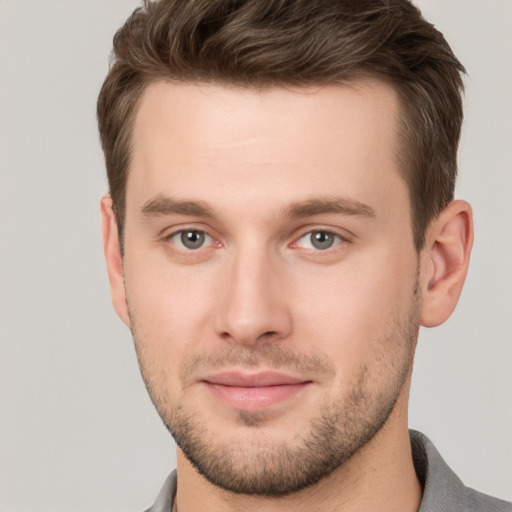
[[101, 80, 473, 512]]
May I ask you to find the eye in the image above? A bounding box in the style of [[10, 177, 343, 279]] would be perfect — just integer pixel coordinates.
[[296, 230, 343, 250], [169, 229, 212, 250]]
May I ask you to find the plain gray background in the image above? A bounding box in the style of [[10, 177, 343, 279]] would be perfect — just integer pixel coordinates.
[[0, 1, 510, 510]]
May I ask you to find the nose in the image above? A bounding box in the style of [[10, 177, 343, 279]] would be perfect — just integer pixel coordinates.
[[214, 247, 293, 346]]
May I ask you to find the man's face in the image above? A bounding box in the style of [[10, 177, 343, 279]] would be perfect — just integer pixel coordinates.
[[121, 80, 421, 495]]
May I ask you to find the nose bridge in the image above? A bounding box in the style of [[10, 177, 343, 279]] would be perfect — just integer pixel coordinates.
[[215, 241, 291, 345]]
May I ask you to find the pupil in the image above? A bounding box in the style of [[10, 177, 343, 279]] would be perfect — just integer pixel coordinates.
[[311, 231, 334, 249], [181, 230, 204, 249]]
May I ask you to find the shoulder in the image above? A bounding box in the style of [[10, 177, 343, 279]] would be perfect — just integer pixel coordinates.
[[143, 470, 177, 512], [410, 430, 511, 512], [462, 486, 512, 512]]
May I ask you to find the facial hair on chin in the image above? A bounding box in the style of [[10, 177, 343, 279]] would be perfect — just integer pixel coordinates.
[[129, 285, 420, 497]]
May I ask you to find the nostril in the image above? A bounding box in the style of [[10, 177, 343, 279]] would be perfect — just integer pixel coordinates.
[[256, 331, 280, 343]]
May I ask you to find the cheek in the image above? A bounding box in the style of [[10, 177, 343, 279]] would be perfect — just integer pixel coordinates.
[[291, 249, 417, 369], [123, 251, 221, 365]]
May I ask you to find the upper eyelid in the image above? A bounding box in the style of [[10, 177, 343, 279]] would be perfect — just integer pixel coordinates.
[[299, 229, 344, 239], [150, 216, 220, 239], [167, 228, 210, 237], [166, 228, 213, 241], [162, 224, 214, 239], [292, 226, 353, 243], [160, 225, 353, 246], [293, 230, 346, 248], [165, 229, 217, 253]]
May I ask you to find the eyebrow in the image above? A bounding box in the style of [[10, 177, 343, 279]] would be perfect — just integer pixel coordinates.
[[284, 197, 375, 219], [141, 195, 215, 218], [140, 194, 375, 220]]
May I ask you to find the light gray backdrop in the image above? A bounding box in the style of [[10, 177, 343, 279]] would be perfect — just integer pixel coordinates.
[[0, 1, 510, 510]]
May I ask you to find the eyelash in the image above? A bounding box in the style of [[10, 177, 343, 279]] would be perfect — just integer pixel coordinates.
[[164, 227, 349, 254], [166, 229, 218, 251], [293, 230, 346, 251]]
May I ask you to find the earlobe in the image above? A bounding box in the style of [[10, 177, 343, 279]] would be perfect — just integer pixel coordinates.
[[420, 200, 474, 327], [100, 195, 131, 328]]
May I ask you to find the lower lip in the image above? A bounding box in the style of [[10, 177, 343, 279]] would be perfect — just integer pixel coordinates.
[[204, 382, 311, 411]]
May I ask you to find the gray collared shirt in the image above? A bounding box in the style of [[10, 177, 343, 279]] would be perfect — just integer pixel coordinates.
[[145, 430, 511, 511]]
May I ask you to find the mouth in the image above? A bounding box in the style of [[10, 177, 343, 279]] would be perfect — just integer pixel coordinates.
[[201, 371, 313, 411]]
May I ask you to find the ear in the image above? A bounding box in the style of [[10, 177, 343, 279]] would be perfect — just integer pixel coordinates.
[[419, 200, 474, 327], [100, 195, 131, 328]]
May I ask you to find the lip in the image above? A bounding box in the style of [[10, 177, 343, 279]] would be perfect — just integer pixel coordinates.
[[201, 371, 313, 411]]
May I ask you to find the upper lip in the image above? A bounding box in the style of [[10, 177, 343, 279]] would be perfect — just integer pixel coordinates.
[[202, 371, 312, 387]]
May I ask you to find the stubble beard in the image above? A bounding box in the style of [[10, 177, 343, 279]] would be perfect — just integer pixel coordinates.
[[129, 287, 420, 497]]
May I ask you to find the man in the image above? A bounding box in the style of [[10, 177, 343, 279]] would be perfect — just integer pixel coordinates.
[[97, 0, 511, 510]]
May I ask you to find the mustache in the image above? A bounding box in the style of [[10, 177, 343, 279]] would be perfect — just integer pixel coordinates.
[[180, 344, 335, 385]]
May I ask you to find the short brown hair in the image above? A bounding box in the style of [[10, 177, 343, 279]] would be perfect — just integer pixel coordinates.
[[97, 0, 465, 250]]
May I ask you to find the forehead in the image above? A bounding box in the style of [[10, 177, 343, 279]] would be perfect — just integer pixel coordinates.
[[128, 79, 405, 216]]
